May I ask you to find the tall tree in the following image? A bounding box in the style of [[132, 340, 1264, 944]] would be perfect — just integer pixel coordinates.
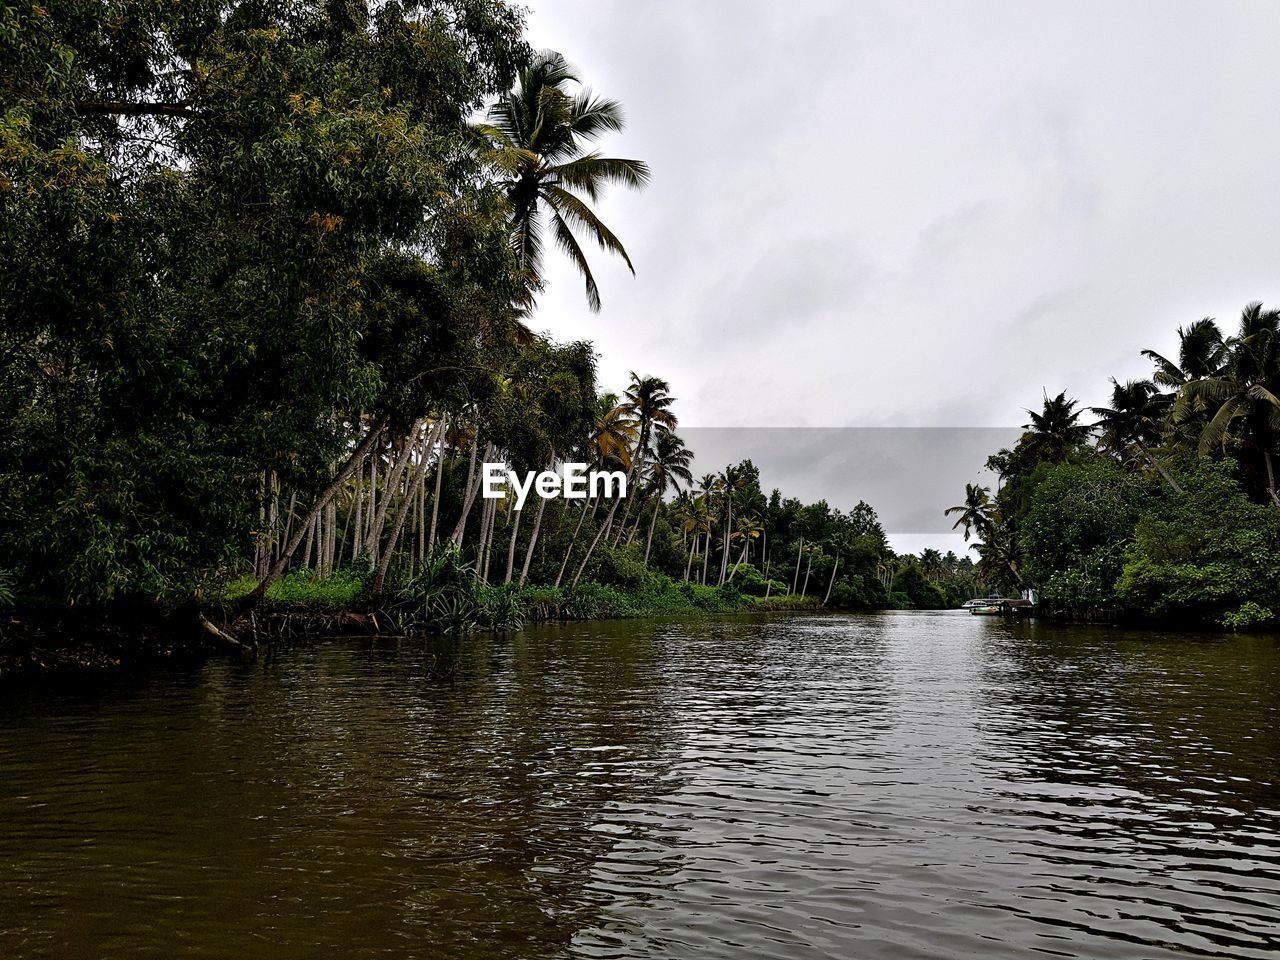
[[481, 50, 650, 310], [1022, 392, 1093, 463], [1180, 302, 1280, 507], [1090, 378, 1183, 492], [641, 430, 693, 562]]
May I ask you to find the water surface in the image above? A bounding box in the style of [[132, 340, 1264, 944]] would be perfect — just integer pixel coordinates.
[[2, 612, 1279, 958]]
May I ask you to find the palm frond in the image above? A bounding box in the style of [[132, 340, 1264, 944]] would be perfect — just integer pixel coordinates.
[[550, 211, 601, 312], [542, 184, 636, 273]]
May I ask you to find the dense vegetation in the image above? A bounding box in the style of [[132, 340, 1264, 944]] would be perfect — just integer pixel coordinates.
[[1, 1, 980, 661], [953, 306, 1280, 630]]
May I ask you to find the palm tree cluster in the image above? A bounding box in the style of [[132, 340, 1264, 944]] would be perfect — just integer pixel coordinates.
[[951, 301, 1280, 592], [238, 50, 658, 610]]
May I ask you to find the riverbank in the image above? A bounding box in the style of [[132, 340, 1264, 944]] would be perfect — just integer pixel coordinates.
[[0, 575, 832, 683]]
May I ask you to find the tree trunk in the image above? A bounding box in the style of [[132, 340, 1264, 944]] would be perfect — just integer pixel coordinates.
[[643, 496, 662, 563], [701, 533, 709, 584], [237, 419, 384, 613], [352, 451, 364, 559], [428, 419, 447, 550], [555, 494, 593, 588], [1266, 448, 1280, 510], [370, 423, 440, 597], [718, 502, 732, 585], [450, 439, 489, 547], [823, 558, 840, 605], [365, 419, 424, 558], [520, 496, 547, 586], [801, 551, 813, 597], [504, 504, 523, 584], [301, 514, 315, 573], [572, 495, 623, 588], [520, 459, 552, 585], [791, 537, 804, 595], [1136, 440, 1183, 494]]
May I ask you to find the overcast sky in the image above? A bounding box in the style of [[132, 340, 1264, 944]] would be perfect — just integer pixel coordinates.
[[520, 1, 1280, 551]]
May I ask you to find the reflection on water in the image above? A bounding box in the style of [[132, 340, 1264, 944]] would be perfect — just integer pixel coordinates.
[[1, 612, 1278, 958]]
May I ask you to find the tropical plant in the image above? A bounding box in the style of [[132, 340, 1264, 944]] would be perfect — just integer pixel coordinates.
[[1178, 302, 1280, 507], [481, 50, 651, 310], [1022, 391, 1094, 463], [1090, 378, 1182, 492], [641, 430, 694, 562], [945, 483, 992, 542]]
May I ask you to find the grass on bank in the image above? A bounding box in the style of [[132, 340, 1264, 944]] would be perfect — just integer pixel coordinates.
[[220, 547, 828, 633]]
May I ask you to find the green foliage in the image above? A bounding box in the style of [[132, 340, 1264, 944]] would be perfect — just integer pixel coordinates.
[[829, 574, 879, 610], [268, 570, 367, 608], [1222, 602, 1275, 631], [224, 568, 367, 608], [888, 564, 947, 610], [1020, 458, 1150, 616], [1, 1, 528, 605], [472, 584, 525, 631], [1116, 461, 1280, 625], [0, 568, 14, 608]]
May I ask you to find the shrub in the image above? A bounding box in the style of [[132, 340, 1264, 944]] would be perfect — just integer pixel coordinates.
[[1116, 460, 1280, 624], [1222, 601, 1275, 631]]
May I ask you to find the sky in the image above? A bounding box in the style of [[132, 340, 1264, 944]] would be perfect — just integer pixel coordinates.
[[520, 0, 1280, 552]]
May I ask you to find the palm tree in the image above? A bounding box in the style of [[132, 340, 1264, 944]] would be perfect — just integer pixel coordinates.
[[696, 474, 720, 584], [1180, 302, 1280, 507], [945, 483, 992, 542], [1144, 318, 1227, 447], [1143, 318, 1227, 387], [555, 391, 636, 587], [678, 492, 712, 583], [725, 513, 763, 581], [919, 548, 945, 582], [1022, 391, 1093, 462], [589, 391, 637, 471], [715, 465, 749, 585], [611, 374, 678, 544], [641, 430, 694, 562], [1090, 378, 1182, 492], [482, 51, 651, 311]]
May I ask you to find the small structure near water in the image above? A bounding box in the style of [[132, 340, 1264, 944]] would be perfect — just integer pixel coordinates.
[[966, 597, 1036, 617]]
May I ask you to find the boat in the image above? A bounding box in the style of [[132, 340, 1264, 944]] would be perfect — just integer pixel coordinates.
[[969, 604, 1003, 616]]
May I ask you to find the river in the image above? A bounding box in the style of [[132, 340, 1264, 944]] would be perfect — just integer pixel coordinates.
[[2, 611, 1278, 959]]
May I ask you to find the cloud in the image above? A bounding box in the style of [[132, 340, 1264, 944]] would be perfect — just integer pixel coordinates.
[[520, 0, 1280, 546]]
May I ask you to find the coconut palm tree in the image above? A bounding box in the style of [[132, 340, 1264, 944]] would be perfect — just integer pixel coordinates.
[[555, 391, 637, 587], [589, 391, 637, 471], [1144, 318, 1227, 448], [481, 50, 651, 311], [696, 474, 720, 584], [715, 465, 750, 585], [725, 513, 763, 581], [1022, 391, 1093, 463], [1180, 302, 1280, 507], [641, 430, 694, 562], [1090, 378, 1183, 492], [611, 374, 678, 544], [1143, 317, 1227, 387], [945, 483, 992, 542], [919, 548, 945, 582]]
